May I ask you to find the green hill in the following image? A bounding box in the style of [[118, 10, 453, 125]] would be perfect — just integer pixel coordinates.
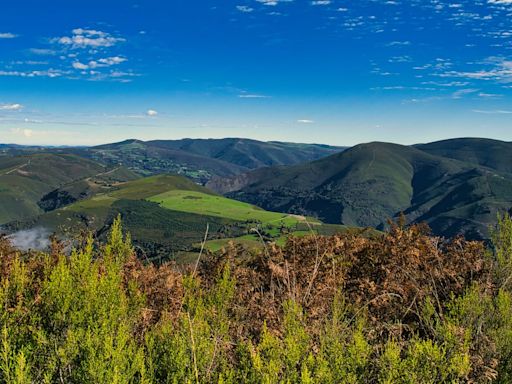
[[0, 153, 125, 224], [220, 142, 512, 239]]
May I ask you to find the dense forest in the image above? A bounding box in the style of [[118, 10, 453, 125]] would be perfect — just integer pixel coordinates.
[[1, 215, 512, 383]]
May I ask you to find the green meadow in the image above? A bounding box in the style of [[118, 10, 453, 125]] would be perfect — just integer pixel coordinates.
[[148, 190, 313, 226]]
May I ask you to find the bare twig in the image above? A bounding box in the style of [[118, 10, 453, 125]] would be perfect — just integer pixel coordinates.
[[187, 312, 200, 384], [303, 218, 325, 305], [251, 226, 270, 259], [193, 223, 209, 277]]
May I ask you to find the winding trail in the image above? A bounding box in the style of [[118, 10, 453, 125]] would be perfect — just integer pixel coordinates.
[[2, 159, 32, 176]]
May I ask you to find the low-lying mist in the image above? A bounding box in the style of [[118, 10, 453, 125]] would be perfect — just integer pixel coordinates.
[[5, 228, 51, 251]]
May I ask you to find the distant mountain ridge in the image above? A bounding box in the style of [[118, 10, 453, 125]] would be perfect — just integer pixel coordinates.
[[89, 138, 345, 182], [1, 138, 344, 184]]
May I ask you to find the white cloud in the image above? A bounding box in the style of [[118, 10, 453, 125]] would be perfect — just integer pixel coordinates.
[[473, 109, 512, 114], [34, 28, 135, 82], [72, 56, 127, 70], [236, 5, 254, 12], [9, 128, 33, 137], [72, 62, 89, 70], [256, 0, 293, 6], [478, 92, 502, 98], [441, 57, 512, 83], [238, 94, 270, 98], [0, 103, 23, 111], [451, 88, 478, 99], [0, 69, 65, 78], [0, 33, 17, 39], [312, 1, 331, 5], [55, 28, 125, 49], [386, 41, 411, 47], [98, 56, 127, 66], [24, 118, 43, 124], [146, 109, 158, 117], [71, 28, 106, 36], [29, 48, 56, 56], [297, 119, 314, 124]]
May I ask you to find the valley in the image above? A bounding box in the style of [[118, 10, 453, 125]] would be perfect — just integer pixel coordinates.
[[1, 137, 512, 260]]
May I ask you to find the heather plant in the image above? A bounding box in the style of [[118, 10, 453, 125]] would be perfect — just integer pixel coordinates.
[[1, 215, 512, 383]]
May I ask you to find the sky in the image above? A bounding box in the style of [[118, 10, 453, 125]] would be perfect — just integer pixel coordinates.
[[1, 0, 512, 146]]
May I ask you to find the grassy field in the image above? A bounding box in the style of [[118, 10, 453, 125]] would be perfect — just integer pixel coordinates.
[[148, 190, 314, 226], [62, 174, 211, 213]]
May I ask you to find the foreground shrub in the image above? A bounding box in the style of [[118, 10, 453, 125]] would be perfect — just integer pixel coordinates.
[[1, 215, 512, 382]]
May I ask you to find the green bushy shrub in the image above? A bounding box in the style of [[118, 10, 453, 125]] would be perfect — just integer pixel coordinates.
[[1, 214, 512, 382]]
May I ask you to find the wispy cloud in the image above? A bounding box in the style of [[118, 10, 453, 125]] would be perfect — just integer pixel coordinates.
[[440, 57, 512, 83], [451, 88, 479, 99], [256, 0, 293, 6], [473, 109, 512, 114], [0, 103, 23, 111], [0, 32, 17, 39], [297, 119, 314, 124], [0, 69, 66, 78], [236, 5, 254, 12], [54, 28, 125, 49], [72, 56, 127, 70], [238, 93, 270, 98], [386, 41, 411, 47], [28, 48, 56, 56]]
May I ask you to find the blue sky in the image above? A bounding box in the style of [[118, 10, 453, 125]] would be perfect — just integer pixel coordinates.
[[1, 0, 512, 146]]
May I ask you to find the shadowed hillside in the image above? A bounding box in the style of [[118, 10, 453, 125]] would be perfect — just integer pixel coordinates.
[[216, 141, 512, 239]]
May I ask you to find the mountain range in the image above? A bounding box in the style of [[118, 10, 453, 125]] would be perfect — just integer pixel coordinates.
[[1, 137, 511, 256], [0, 138, 342, 184], [0, 138, 347, 259]]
